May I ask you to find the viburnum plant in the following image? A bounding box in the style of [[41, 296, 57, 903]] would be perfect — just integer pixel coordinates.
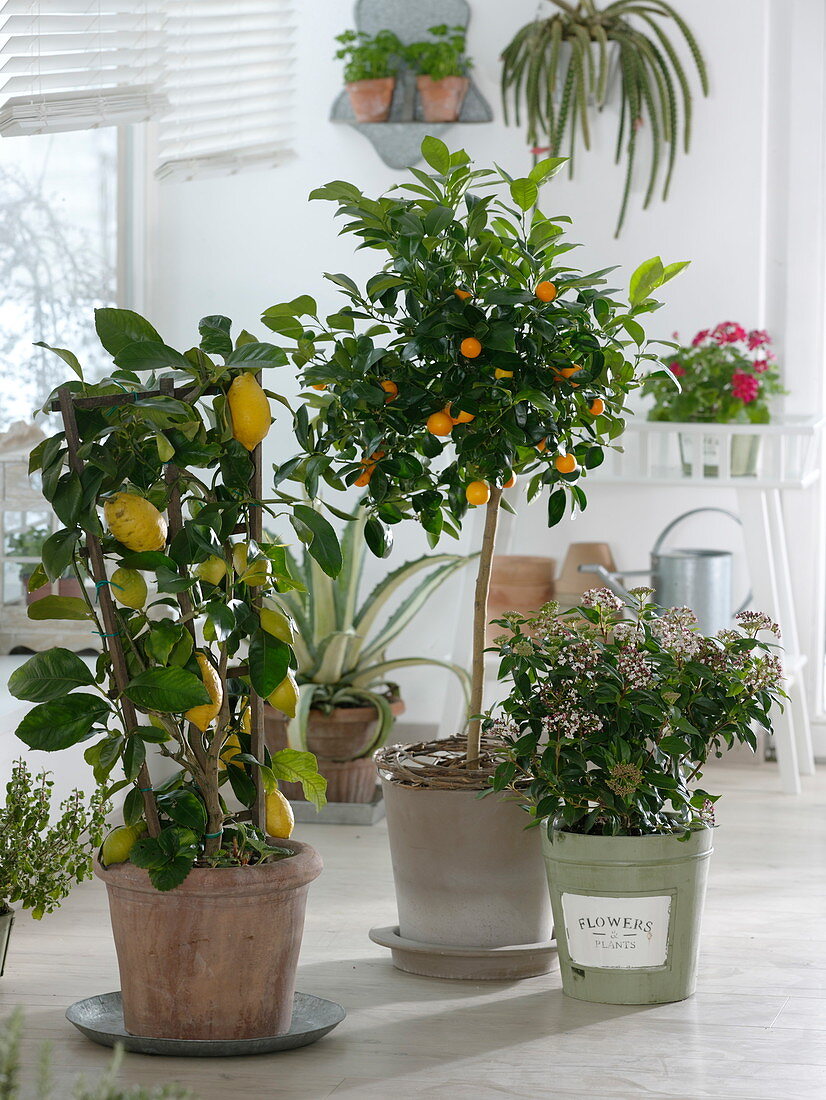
[[9, 308, 338, 890], [644, 321, 785, 424], [488, 588, 785, 835], [261, 137, 686, 766]]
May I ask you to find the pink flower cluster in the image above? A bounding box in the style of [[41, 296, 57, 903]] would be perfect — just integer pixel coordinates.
[[691, 322, 774, 355], [732, 370, 760, 404]]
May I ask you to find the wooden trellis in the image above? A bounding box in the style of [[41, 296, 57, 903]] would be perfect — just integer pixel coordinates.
[[54, 378, 268, 838]]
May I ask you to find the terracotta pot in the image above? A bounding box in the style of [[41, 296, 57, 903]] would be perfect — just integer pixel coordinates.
[[94, 838, 322, 1040], [487, 555, 556, 644], [265, 698, 404, 804], [346, 77, 395, 123], [371, 779, 554, 978], [416, 75, 469, 122], [58, 576, 84, 599], [556, 542, 620, 605]]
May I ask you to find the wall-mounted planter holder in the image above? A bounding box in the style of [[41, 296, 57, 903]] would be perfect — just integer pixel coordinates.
[[331, 0, 492, 169]]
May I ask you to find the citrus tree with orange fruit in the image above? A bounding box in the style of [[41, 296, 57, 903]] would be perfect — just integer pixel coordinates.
[[8, 308, 337, 890], [262, 137, 687, 766]]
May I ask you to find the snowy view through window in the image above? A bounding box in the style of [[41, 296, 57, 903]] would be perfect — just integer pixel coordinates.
[[0, 129, 117, 431]]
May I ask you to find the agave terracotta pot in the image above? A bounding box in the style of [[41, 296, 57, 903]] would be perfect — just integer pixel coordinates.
[[346, 77, 395, 123], [416, 75, 469, 122], [95, 838, 322, 1040], [265, 698, 405, 803], [486, 555, 556, 645], [369, 778, 554, 979]]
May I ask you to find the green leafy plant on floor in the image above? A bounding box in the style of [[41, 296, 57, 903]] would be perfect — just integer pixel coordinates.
[[261, 136, 686, 766], [0, 760, 109, 919], [8, 308, 340, 890], [405, 25, 472, 81], [0, 1009, 195, 1099], [488, 590, 785, 835], [501, 0, 709, 233], [335, 29, 403, 83], [276, 504, 473, 755]]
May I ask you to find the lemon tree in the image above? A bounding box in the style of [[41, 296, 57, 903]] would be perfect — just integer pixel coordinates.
[[262, 138, 687, 766], [9, 309, 340, 890]]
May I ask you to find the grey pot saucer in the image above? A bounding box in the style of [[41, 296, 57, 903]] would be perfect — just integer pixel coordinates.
[[65, 991, 345, 1057], [369, 925, 557, 980]]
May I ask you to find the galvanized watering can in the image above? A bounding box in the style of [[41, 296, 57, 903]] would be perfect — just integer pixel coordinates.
[[579, 507, 750, 636]]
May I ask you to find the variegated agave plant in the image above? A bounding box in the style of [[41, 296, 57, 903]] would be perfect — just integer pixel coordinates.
[[501, 0, 708, 234], [278, 508, 474, 758]]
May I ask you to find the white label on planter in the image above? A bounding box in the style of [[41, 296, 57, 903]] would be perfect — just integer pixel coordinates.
[[561, 893, 672, 969]]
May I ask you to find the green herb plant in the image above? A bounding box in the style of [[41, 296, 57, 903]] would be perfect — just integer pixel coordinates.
[[0, 760, 108, 919], [405, 25, 472, 81], [488, 589, 785, 836], [335, 29, 403, 83], [261, 136, 686, 768], [501, 0, 709, 234], [8, 309, 341, 890]]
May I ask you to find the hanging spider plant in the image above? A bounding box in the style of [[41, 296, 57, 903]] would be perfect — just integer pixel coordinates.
[[501, 0, 708, 234], [276, 506, 474, 759]]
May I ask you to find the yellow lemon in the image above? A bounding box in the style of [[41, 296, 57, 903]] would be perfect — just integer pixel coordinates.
[[196, 556, 227, 585], [232, 543, 269, 587], [265, 788, 294, 839], [219, 732, 244, 771], [185, 652, 223, 731], [103, 493, 167, 552], [260, 604, 296, 644], [110, 567, 147, 610], [101, 821, 146, 867], [267, 671, 299, 719], [241, 704, 252, 737], [228, 373, 272, 452]]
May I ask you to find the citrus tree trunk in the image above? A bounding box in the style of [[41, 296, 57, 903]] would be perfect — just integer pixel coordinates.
[[466, 486, 503, 768]]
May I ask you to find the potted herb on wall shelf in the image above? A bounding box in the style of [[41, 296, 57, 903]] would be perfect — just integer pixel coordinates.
[[330, 0, 492, 170], [490, 591, 784, 1004], [335, 28, 403, 123], [9, 310, 346, 1051], [265, 505, 473, 815], [262, 135, 687, 979], [501, 0, 709, 234]]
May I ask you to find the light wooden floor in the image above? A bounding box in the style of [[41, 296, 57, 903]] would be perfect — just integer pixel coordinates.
[[2, 765, 826, 1100]]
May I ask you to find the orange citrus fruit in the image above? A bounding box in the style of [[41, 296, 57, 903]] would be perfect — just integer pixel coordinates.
[[311, 383, 327, 391], [454, 288, 472, 300], [454, 410, 475, 423], [535, 281, 558, 302], [535, 439, 548, 452], [354, 466, 374, 487], [380, 380, 398, 402], [555, 453, 577, 474], [503, 474, 515, 489], [589, 398, 605, 416], [494, 368, 514, 379], [426, 411, 454, 436], [461, 337, 482, 358], [465, 480, 491, 506]]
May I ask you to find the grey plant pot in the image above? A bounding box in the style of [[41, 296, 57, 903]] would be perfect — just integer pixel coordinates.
[[542, 826, 713, 1004], [0, 909, 15, 976], [370, 781, 555, 979]]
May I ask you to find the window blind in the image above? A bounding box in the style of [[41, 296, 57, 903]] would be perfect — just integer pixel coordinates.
[[0, 0, 166, 136], [156, 0, 296, 181]]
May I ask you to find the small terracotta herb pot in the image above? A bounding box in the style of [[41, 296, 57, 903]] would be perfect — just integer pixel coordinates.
[[416, 75, 470, 123], [346, 77, 395, 123], [95, 838, 322, 1040]]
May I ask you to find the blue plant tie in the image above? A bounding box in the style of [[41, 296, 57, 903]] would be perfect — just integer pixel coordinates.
[[204, 830, 223, 839], [94, 579, 123, 603], [93, 630, 122, 638]]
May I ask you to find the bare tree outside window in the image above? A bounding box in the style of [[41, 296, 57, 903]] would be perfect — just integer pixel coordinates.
[[0, 130, 117, 430]]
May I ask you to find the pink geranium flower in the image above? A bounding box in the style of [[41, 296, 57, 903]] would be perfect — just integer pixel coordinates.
[[669, 362, 686, 377], [747, 329, 771, 350], [692, 329, 710, 347], [732, 370, 760, 403], [713, 321, 747, 345], [752, 359, 769, 373]]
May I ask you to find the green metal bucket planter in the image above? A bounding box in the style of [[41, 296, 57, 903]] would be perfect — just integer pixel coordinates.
[[541, 827, 713, 1004]]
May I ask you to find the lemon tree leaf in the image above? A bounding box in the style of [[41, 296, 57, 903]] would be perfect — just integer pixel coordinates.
[[9, 648, 95, 702], [27, 595, 90, 621], [270, 749, 327, 810], [16, 694, 110, 751], [124, 668, 210, 713]]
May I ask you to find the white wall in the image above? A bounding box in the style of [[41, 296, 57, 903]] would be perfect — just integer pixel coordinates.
[[144, 1, 826, 747]]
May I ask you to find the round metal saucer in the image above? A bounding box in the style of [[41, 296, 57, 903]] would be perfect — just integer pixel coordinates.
[[65, 991, 345, 1057]]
